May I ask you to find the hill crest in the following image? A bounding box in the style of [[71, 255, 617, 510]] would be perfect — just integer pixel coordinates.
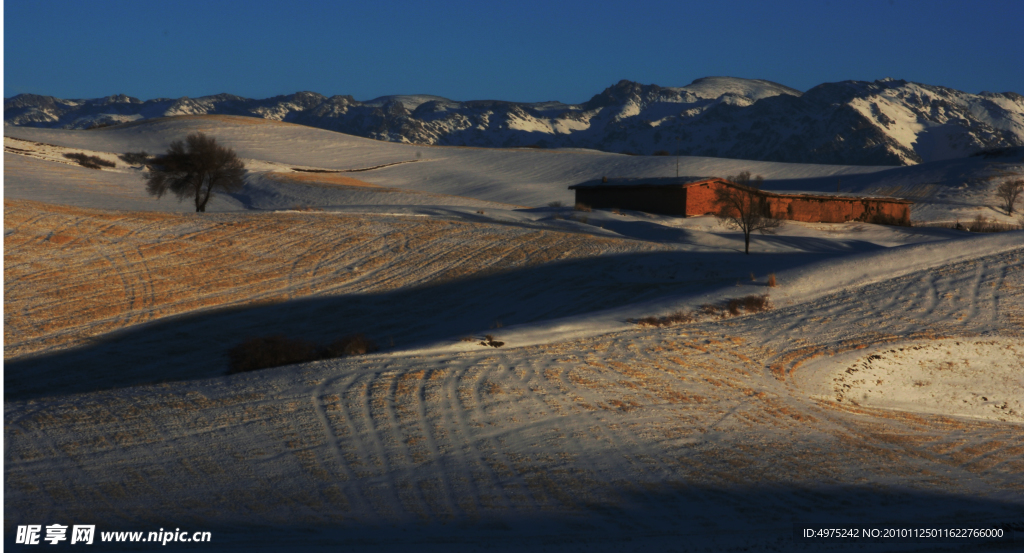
[[6, 77, 1023, 166]]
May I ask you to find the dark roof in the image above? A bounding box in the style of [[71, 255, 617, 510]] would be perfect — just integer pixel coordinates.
[[766, 189, 912, 203], [568, 177, 720, 189]]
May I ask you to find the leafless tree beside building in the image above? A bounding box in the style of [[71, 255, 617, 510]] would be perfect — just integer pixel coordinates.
[[995, 179, 1024, 215], [715, 171, 782, 254]]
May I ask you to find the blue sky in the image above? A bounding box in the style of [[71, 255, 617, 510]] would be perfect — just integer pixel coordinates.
[[4, 0, 1023, 103]]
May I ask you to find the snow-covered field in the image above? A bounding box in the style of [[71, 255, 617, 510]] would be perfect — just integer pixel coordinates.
[[4, 116, 1023, 551]]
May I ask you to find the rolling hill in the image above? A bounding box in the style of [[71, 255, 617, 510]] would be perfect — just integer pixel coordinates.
[[4, 115, 1024, 551]]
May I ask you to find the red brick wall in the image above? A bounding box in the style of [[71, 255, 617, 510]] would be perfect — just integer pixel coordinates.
[[767, 196, 910, 224], [683, 181, 729, 216], [573, 181, 911, 225]]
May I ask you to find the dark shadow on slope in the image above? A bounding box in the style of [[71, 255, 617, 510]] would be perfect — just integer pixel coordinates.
[[6, 248, 883, 401], [4, 483, 1021, 552], [602, 219, 929, 254], [752, 234, 889, 252], [539, 217, 900, 253], [587, 219, 722, 245]]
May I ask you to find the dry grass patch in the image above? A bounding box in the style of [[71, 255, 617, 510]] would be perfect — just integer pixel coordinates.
[[632, 295, 770, 328], [118, 151, 151, 165], [62, 152, 116, 169], [726, 294, 770, 316], [632, 311, 695, 327], [604, 399, 641, 412]]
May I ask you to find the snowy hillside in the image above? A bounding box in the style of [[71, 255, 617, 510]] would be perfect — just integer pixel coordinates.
[[7, 116, 1023, 223], [4, 116, 1023, 551], [7, 77, 1023, 166]]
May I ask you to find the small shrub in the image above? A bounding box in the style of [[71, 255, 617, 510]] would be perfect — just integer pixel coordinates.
[[227, 333, 377, 374], [321, 334, 378, 357], [652, 150, 670, 156], [477, 210, 485, 215], [699, 304, 721, 316], [481, 334, 504, 348], [633, 295, 772, 327], [575, 215, 589, 224], [119, 151, 151, 165], [726, 294, 770, 315], [745, 294, 770, 311], [574, 203, 592, 212], [63, 152, 115, 169], [767, 273, 777, 287], [548, 200, 564, 208], [749, 272, 756, 282], [227, 335, 319, 374], [633, 311, 694, 327], [967, 214, 996, 233]]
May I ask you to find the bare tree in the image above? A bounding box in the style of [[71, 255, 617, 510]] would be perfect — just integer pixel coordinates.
[[715, 171, 782, 254], [995, 179, 1024, 215], [145, 132, 245, 212]]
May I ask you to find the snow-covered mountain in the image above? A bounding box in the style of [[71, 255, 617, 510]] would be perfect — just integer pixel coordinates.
[[6, 77, 1024, 166]]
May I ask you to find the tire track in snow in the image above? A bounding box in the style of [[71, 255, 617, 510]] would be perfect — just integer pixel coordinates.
[[963, 260, 985, 324], [382, 370, 437, 522], [444, 362, 522, 513], [464, 362, 551, 514], [979, 259, 1011, 326], [311, 373, 375, 516], [919, 270, 940, 318], [407, 368, 464, 520], [350, 373, 407, 519]]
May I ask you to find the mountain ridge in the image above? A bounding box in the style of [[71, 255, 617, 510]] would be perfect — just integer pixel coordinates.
[[6, 77, 1023, 166]]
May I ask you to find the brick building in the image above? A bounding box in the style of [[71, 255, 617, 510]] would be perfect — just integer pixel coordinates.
[[568, 177, 912, 225]]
